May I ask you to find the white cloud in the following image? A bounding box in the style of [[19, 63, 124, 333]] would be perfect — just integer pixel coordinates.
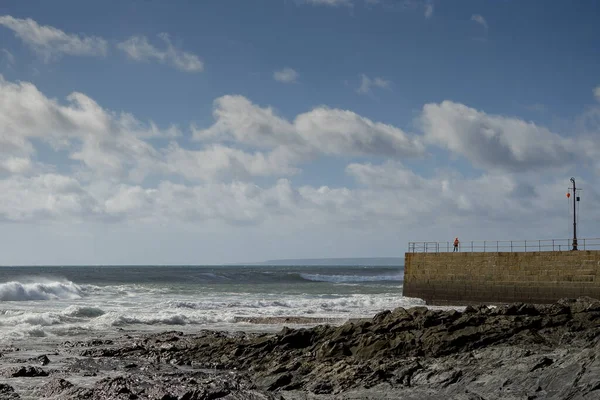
[[192, 95, 298, 148], [0, 174, 98, 222], [163, 143, 301, 182], [346, 161, 428, 189], [471, 14, 488, 31], [117, 33, 203, 72], [594, 86, 600, 102], [2, 75, 600, 265], [0, 75, 175, 181], [193, 95, 425, 159], [0, 157, 32, 175], [357, 74, 391, 94], [0, 15, 108, 61], [273, 67, 299, 83], [344, 160, 594, 230], [294, 106, 421, 157], [424, 2, 434, 18], [420, 100, 579, 172]]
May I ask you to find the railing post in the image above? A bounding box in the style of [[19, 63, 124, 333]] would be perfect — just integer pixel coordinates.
[[497, 241, 499, 252], [510, 241, 513, 252], [471, 241, 473, 252], [484, 241, 486, 252], [539, 240, 541, 252], [552, 239, 555, 251], [525, 240, 527, 252]]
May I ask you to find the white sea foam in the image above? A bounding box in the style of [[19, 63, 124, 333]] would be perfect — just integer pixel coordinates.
[[24, 326, 47, 337], [0, 280, 84, 301], [62, 305, 106, 318], [89, 311, 237, 328], [0, 271, 443, 346], [1, 311, 63, 326]]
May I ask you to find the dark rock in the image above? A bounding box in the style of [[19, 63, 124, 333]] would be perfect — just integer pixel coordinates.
[[277, 328, 315, 349], [0, 383, 20, 399], [7, 365, 48, 377], [37, 379, 81, 398], [530, 356, 554, 372], [14, 296, 600, 398], [35, 354, 50, 366], [308, 380, 333, 394], [258, 372, 293, 391]]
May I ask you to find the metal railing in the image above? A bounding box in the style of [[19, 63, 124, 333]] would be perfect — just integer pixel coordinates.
[[408, 238, 600, 253]]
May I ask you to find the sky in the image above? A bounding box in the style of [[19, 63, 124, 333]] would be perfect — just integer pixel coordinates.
[[0, 0, 599, 265]]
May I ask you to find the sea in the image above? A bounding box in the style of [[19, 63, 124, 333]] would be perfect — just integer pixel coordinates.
[[0, 264, 425, 346]]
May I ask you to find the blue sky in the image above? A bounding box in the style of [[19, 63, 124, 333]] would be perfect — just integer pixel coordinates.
[[0, 0, 599, 265]]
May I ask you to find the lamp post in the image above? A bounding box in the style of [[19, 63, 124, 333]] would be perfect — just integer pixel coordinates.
[[570, 177, 578, 251]]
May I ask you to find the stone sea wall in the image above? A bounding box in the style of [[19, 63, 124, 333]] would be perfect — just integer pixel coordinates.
[[403, 250, 600, 305]]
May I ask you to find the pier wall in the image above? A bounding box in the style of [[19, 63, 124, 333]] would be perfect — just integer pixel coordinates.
[[403, 251, 600, 305]]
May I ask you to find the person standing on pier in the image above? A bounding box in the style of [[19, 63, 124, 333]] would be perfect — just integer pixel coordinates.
[[453, 237, 460, 252]]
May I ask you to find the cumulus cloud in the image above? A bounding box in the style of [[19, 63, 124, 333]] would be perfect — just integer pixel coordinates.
[[0, 75, 176, 181], [0, 157, 32, 175], [344, 160, 594, 231], [420, 100, 579, 172], [357, 74, 391, 94], [117, 33, 203, 72], [0, 15, 108, 61], [163, 143, 301, 182], [273, 67, 299, 83], [0, 174, 98, 222], [471, 14, 488, 31], [1, 74, 599, 249], [192, 95, 298, 148], [193, 95, 425, 159]]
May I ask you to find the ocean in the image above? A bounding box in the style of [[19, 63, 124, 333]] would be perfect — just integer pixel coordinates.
[[0, 265, 421, 345]]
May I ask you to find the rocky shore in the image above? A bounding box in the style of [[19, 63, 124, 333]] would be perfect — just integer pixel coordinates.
[[2, 297, 600, 399]]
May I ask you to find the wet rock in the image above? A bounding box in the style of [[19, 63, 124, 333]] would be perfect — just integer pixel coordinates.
[[36, 378, 89, 398], [10, 296, 600, 398], [308, 380, 333, 394], [257, 372, 293, 391], [0, 383, 20, 399], [6, 365, 48, 377], [35, 354, 51, 366]]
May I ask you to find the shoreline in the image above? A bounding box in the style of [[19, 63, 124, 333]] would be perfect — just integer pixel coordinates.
[[233, 316, 357, 325], [1, 297, 600, 399]]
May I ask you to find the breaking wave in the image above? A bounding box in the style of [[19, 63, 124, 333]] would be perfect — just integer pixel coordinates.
[[0, 280, 85, 301]]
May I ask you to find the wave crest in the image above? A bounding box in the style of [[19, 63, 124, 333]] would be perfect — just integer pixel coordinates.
[[62, 305, 105, 318], [0, 280, 84, 301]]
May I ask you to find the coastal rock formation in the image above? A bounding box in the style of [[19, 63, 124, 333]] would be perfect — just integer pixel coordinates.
[[36, 375, 280, 400], [0, 383, 20, 399], [3, 297, 600, 399], [3, 365, 48, 377]]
